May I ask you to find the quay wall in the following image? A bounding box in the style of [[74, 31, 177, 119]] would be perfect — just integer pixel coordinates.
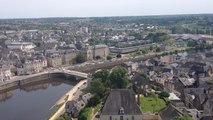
[[0, 81, 20, 91], [0, 73, 66, 92]]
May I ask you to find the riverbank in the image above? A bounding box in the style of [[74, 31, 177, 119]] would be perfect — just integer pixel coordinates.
[[49, 79, 88, 120], [0, 78, 76, 120], [0, 72, 65, 92]]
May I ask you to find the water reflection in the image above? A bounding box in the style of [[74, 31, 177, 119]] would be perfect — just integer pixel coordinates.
[[0, 78, 77, 120], [0, 91, 12, 102]]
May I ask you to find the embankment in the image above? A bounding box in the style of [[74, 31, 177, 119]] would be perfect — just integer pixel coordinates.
[[0, 73, 67, 92]]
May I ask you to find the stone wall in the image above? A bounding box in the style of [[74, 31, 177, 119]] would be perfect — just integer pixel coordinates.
[[0, 73, 64, 92]]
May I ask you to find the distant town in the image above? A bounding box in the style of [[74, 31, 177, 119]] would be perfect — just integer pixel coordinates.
[[0, 14, 213, 120]]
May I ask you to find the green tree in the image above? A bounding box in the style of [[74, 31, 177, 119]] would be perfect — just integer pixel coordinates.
[[87, 95, 101, 107], [155, 47, 161, 52], [108, 66, 129, 88], [75, 51, 87, 63], [88, 39, 100, 45], [159, 91, 170, 98], [93, 69, 110, 83], [106, 55, 112, 60], [57, 113, 72, 120], [89, 78, 105, 98], [78, 107, 92, 120]]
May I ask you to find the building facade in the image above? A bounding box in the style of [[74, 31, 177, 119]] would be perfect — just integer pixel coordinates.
[[87, 44, 109, 60], [6, 42, 36, 51], [0, 65, 12, 82], [47, 54, 62, 67], [100, 89, 143, 120], [62, 50, 76, 64]]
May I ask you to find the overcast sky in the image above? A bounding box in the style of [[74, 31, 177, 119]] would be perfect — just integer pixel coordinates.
[[0, 0, 213, 18]]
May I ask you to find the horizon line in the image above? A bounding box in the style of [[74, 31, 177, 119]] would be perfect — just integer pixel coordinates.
[[0, 13, 213, 20]]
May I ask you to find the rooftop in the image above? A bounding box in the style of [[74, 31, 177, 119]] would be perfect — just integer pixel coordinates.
[[101, 89, 142, 115], [169, 93, 180, 101]]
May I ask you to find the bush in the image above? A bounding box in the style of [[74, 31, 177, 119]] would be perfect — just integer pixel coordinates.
[[57, 113, 72, 120], [106, 55, 112, 60], [78, 107, 92, 120], [87, 95, 101, 107], [159, 91, 170, 98]]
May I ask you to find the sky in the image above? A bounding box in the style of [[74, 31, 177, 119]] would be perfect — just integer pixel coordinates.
[[0, 0, 213, 18]]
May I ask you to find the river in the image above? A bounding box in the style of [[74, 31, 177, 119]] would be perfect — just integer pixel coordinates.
[[0, 78, 77, 120]]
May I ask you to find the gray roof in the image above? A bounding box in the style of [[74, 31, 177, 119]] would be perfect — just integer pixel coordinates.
[[101, 89, 142, 115], [201, 116, 213, 120], [159, 104, 182, 120]]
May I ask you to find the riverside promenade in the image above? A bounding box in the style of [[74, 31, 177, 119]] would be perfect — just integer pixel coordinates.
[[49, 79, 88, 120]]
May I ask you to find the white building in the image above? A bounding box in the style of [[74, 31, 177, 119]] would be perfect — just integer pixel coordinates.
[[6, 42, 36, 51], [0, 65, 12, 83]]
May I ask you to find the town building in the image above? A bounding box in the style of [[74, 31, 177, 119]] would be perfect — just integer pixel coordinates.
[[46, 54, 62, 67], [100, 89, 143, 120], [0, 65, 12, 82], [65, 92, 92, 118], [16, 57, 47, 75], [159, 104, 183, 120], [6, 42, 36, 51], [61, 49, 76, 65], [87, 44, 109, 60], [24, 57, 47, 73]]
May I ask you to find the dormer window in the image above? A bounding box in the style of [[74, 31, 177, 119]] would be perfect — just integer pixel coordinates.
[[119, 107, 125, 115]]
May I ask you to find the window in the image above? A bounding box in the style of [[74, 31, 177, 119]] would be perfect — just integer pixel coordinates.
[[120, 116, 123, 120]]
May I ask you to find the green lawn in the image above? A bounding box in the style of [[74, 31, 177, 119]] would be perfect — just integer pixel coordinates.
[[140, 94, 167, 113]]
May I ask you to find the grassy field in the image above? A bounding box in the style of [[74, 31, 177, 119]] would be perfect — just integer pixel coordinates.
[[140, 94, 167, 113]]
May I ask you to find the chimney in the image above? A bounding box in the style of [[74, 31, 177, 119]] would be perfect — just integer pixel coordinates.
[[137, 93, 140, 105]]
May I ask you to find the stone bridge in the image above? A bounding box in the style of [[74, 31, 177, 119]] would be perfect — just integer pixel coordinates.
[[50, 69, 88, 78]]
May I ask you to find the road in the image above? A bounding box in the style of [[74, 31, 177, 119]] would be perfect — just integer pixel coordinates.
[[49, 79, 88, 120], [70, 54, 157, 72], [69, 47, 190, 72]]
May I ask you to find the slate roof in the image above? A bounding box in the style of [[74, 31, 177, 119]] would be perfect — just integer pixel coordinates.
[[162, 68, 173, 73], [132, 74, 149, 85], [201, 116, 213, 120], [159, 104, 182, 120], [101, 89, 142, 115]]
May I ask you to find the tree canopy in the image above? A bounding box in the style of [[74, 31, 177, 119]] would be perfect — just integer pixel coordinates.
[[159, 91, 170, 98], [108, 66, 129, 88], [75, 51, 87, 63], [106, 55, 112, 60]]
